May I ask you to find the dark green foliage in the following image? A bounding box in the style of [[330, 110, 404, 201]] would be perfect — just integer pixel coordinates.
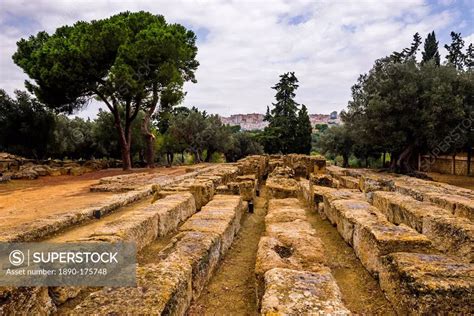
[[445, 32, 466, 69], [12, 11, 199, 169], [0, 89, 55, 159], [224, 132, 264, 162], [295, 104, 312, 154], [262, 72, 313, 154], [422, 31, 440, 66], [324, 32, 473, 173]]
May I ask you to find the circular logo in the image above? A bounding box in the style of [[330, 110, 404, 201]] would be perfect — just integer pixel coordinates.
[[9, 250, 25, 266]]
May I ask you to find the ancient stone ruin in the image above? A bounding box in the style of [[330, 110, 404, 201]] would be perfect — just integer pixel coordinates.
[[0, 154, 472, 315]]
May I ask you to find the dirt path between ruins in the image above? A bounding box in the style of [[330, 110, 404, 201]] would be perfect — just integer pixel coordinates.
[[305, 208, 396, 315], [0, 166, 187, 233], [187, 188, 268, 315]]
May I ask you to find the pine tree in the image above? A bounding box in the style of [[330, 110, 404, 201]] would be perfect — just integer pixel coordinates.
[[445, 32, 465, 70], [262, 72, 300, 154], [296, 104, 312, 154], [422, 31, 440, 66], [465, 43, 474, 70]]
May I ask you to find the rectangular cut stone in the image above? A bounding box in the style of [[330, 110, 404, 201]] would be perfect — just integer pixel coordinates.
[[331, 199, 388, 246], [266, 220, 314, 238], [72, 257, 193, 315], [353, 222, 433, 277], [155, 193, 196, 237], [422, 215, 474, 262], [297, 179, 312, 208], [157, 231, 221, 300], [266, 177, 299, 199], [359, 173, 394, 193], [260, 268, 350, 315], [339, 176, 359, 189], [322, 189, 365, 225], [255, 233, 326, 302], [180, 195, 243, 256], [425, 192, 474, 221], [372, 191, 450, 233], [379, 252, 474, 315], [325, 165, 345, 178], [312, 186, 336, 218]]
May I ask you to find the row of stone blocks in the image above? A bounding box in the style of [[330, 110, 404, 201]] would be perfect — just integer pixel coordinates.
[[0, 192, 200, 315], [327, 165, 474, 221], [71, 195, 246, 315], [255, 198, 350, 315], [0, 165, 222, 243], [314, 186, 474, 314], [0, 164, 244, 314]]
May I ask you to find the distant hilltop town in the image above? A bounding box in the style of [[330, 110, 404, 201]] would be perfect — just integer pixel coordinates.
[[220, 111, 340, 131]]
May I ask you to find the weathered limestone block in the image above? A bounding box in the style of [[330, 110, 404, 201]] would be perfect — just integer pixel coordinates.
[[311, 156, 327, 174], [425, 192, 474, 221], [331, 199, 388, 246], [325, 165, 345, 178], [195, 175, 223, 187], [255, 233, 326, 302], [379, 252, 474, 315], [157, 231, 221, 300], [309, 173, 333, 187], [227, 180, 255, 201], [269, 166, 294, 178], [72, 257, 193, 315], [339, 175, 359, 189], [180, 195, 243, 256], [260, 268, 350, 315], [155, 193, 196, 237], [48, 287, 81, 305], [82, 209, 159, 250], [422, 215, 474, 262], [266, 177, 299, 199], [353, 222, 433, 277], [322, 189, 365, 225], [82, 193, 196, 250], [0, 287, 56, 315], [266, 219, 314, 238], [267, 198, 303, 221], [312, 186, 336, 218], [372, 191, 451, 233], [359, 173, 394, 193], [297, 178, 312, 208]]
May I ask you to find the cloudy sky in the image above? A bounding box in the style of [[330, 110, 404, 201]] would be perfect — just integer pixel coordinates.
[[0, 0, 473, 118]]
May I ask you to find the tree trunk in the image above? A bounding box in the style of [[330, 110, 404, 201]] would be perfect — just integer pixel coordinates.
[[342, 154, 349, 168], [113, 111, 132, 171], [142, 84, 159, 168], [181, 151, 185, 163], [395, 144, 415, 173], [142, 112, 155, 168], [205, 150, 215, 162], [382, 152, 386, 167]]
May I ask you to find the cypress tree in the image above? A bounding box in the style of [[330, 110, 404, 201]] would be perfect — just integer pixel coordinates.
[[296, 104, 312, 154], [263, 72, 300, 154], [422, 31, 440, 65]]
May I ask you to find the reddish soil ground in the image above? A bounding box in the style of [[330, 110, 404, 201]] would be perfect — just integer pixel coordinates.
[[0, 166, 188, 232]]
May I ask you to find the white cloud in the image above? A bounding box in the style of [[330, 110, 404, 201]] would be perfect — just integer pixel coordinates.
[[0, 0, 467, 118]]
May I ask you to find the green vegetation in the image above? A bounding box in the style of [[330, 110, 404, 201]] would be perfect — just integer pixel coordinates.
[[262, 72, 312, 154], [316, 31, 474, 173], [13, 11, 198, 169]]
